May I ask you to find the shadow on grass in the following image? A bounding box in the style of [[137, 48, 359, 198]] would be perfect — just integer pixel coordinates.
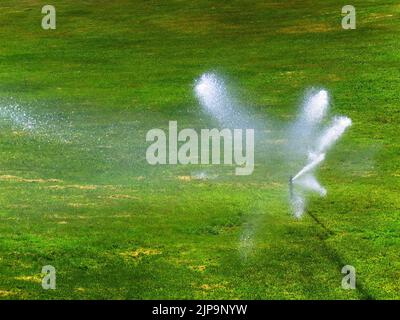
[[308, 211, 375, 300]]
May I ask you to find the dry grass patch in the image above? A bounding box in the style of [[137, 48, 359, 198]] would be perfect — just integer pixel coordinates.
[[120, 248, 162, 261]]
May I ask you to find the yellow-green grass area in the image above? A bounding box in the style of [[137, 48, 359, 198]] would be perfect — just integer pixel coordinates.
[[0, 0, 399, 299]]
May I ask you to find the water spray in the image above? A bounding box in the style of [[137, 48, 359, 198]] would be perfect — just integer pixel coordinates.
[[288, 90, 351, 218], [194, 73, 352, 219]]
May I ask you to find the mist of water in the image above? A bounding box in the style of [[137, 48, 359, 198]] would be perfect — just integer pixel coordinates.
[[195, 72, 256, 129], [0, 103, 37, 131], [317, 116, 352, 154], [294, 174, 327, 197], [291, 190, 306, 219], [303, 90, 329, 124], [0, 99, 71, 142], [195, 73, 237, 126]]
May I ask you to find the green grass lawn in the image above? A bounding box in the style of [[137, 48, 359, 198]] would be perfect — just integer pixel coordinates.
[[0, 0, 399, 299]]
